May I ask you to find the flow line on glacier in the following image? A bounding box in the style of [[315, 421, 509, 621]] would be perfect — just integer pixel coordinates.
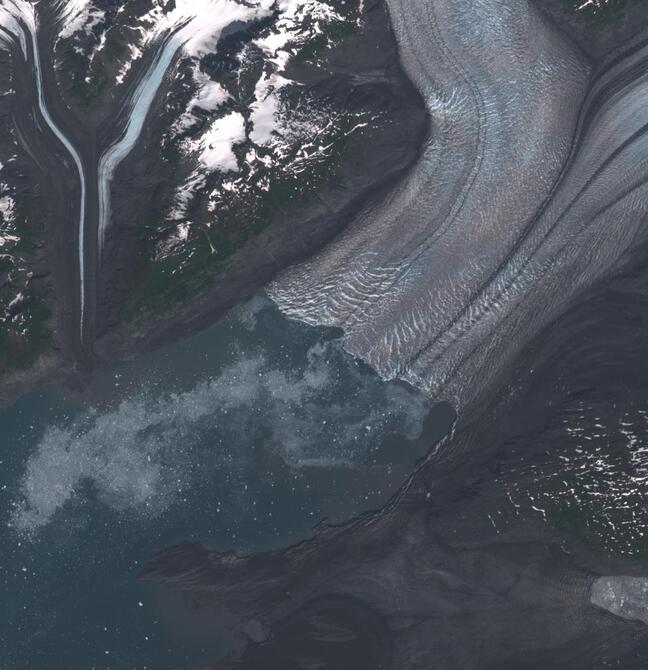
[[0, 0, 87, 342]]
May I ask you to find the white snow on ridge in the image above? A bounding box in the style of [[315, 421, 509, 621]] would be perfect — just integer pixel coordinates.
[[0, 0, 36, 58], [117, 0, 273, 87], [0, 161, 16, 230], [192, 111, 247, 172], [168, 111, 247, 221], [172, 66, 231, 134], [0, 190, 16, 229], [249, 73, 290, 145], [98, 0, 274, 252], [190, 70, 230, 114], [577, 0, 611, 11], [57, 0, 105, 41], [115, 41, 142, 85], [134, 0, 274, 57], [250, 0, 343, 146]]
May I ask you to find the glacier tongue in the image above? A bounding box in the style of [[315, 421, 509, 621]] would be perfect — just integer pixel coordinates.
[[268, 0, 648, 411], [268, 0, 591, 409]]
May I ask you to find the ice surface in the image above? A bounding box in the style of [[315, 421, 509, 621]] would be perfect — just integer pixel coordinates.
[[267, 0, 648, 410]]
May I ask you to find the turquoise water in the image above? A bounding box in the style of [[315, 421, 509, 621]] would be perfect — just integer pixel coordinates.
[[0, 297, 450, 669]]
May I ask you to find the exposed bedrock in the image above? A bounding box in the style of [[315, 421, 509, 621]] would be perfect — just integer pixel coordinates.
[[269, 0, 648, 411]]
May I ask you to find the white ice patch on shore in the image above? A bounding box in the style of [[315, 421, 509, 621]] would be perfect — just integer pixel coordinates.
[[11, 333, 429, 534], [591, 577, 648, 626]]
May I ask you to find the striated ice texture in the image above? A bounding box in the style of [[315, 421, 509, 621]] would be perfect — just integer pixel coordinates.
[[268, 0, 648, 410]]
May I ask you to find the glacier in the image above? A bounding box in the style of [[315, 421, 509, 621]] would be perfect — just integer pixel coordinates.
[[268, 0, 648, 411]]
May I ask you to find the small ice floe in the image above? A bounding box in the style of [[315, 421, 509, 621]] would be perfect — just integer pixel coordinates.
[[577, 0, 610, 12], [591, 576, 648, 625]]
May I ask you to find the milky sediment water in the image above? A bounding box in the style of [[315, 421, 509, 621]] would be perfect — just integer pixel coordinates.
[[0, 297, 449, 670]]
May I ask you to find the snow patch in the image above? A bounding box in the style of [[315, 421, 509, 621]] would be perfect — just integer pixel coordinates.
[[0, 0, 36, 57], [57, 0, 105, 41], [249, 0, 343, 145], [168, 112, 247, 219], [172, 66, 231, 135], [577, 0, 611, 11], [135, 0, 273, 58], [191, 111, 247, 172], [98, 0, 272, 250], [0, 193, 16, 226], [167, 0, 353, 223]]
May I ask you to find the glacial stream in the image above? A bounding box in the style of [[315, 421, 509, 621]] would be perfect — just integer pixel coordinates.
[[0, 297, 451, 670]]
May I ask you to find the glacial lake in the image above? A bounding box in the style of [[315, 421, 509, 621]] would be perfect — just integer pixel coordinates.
[[0, 296, 453, 669]]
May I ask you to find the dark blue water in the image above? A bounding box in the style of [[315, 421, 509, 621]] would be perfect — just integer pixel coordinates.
[[0, 297, 450, 669]]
